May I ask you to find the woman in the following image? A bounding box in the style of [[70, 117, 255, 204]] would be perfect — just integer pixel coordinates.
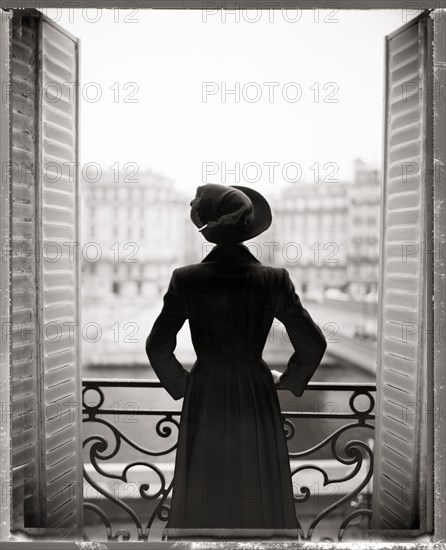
[[145, 183, 327, 539]]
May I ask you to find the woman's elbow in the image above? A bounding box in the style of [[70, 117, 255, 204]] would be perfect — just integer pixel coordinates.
[[319, 333, 328, 359], [146, 332, 170, 366], [321, 334, 328, 351], [145, 333, 158, 363], [312, 329, 327, 361]]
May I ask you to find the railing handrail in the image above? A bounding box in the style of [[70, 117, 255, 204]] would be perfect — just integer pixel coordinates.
[[82, 378, 377, 392]]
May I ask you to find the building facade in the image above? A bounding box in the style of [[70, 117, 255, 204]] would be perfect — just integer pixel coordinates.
[[261, 160, 381, 301], [264, 180, 350, 298], [80, 169, 198, 302], [347, 159, 381, 300]]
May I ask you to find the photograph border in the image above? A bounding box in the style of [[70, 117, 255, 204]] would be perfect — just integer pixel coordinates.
[[0, 1, 445, 549]]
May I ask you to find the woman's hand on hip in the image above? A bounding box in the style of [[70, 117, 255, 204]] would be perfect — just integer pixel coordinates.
[[270, 369, 282, 386]]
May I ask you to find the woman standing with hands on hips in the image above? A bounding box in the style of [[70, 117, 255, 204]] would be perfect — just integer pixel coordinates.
[[146, 183, 327, 540]]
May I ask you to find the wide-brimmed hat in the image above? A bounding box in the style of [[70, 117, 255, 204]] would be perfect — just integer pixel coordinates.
[[190, 183, 272, 244]]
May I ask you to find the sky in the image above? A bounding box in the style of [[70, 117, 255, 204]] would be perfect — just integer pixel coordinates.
[[50, 7, 417, 196]]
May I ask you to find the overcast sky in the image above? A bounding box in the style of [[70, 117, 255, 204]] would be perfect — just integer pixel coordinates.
[[53, 7, 416, 195]]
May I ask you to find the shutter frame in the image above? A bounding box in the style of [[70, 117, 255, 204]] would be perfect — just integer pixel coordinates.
[[432, 9, 446, 543], [0, 7, 13, 542], [372, 11, 433, 535], [9, 10, 43, 531]]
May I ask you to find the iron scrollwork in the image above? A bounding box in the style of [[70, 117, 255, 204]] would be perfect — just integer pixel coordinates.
[[82, 380, 180, 541], [82, 379, 375, 542]]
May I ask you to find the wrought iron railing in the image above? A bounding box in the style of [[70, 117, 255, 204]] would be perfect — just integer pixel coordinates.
[[82, 379, 375, 543]]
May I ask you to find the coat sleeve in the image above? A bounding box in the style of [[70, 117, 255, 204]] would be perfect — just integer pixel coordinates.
[[275, 268, 327, 397], [145, 269, 190, 400]]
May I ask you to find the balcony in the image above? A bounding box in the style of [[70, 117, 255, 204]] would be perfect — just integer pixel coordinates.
[[82, 379, 375, 543]]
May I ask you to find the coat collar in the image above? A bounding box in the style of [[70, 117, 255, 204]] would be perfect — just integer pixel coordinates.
[[201, 243, 261, 264]]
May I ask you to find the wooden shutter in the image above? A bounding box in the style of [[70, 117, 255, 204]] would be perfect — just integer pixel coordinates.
[[8, 9, 83, 537], [372, 12, 433, 534]]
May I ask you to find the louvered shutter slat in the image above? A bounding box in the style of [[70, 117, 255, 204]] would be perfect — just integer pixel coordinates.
[[39, 17, 82, 533]]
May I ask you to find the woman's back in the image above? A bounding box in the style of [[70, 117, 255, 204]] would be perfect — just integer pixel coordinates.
[[147, 241, 326, 401], [177, 244, 282, 366]]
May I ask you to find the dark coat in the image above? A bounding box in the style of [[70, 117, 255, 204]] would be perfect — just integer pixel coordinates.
[[146, 242, 327, 538]]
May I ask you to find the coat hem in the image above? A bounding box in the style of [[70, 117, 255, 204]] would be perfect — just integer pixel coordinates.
[[165, 527, 300, 539]]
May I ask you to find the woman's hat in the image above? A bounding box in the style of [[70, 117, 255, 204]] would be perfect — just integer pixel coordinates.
[[190, 183, 272, 244]]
